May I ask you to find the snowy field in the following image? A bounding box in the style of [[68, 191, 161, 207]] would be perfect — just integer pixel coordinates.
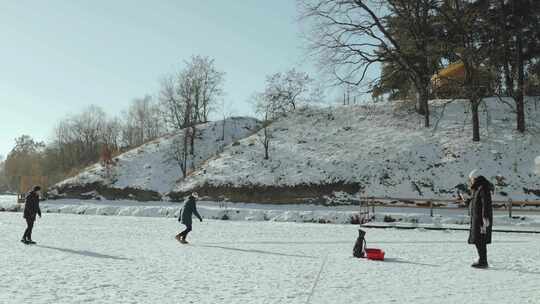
[[1, 212, 539, 304]]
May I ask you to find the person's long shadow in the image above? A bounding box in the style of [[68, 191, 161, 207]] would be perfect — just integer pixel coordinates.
[[202, 240, 527, 245], [36, 245, 131, 261], [373, 240, 528, 244], [488, 267, 540, 275], [196, 244, 318, 259], [203, 241, 351, 245], [383, 257, 440, 268]]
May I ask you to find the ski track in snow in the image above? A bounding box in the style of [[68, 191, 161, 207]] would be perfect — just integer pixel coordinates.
[[1, 212, 539, 304]]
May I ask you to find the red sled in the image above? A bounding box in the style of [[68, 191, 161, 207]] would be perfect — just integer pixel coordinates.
[[365, 248, 385, 261]]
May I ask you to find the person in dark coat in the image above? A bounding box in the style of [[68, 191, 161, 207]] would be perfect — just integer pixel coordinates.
[[176, 192, 202, 244], [467, 170, 493, 268], [22, 185, 42, 244]]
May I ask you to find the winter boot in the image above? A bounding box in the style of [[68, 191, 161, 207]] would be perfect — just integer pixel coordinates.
[[471, 261, 488, 269], [20, 239, 30, 245], [27, 240, 37, 245]]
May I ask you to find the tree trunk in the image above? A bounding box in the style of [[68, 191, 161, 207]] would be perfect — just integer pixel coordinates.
[[263, 127, 269, 160], [417, 86, 430, 128], [515, 33, 526, 133], [221, 118, 226, 141], [416, 93, 427, 116], [471, 100, 480, 142], [182, 127, 189, 178], [463, 59, 481, 142], [189, 125, 196, 156]]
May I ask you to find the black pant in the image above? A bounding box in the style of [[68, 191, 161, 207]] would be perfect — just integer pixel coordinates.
[[475, 240, 488, 264], [178, 224, 192, 239], [23, 217, 35, 241]]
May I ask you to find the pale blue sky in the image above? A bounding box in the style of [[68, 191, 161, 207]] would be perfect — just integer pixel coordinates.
[[0, 1, 313, 157]]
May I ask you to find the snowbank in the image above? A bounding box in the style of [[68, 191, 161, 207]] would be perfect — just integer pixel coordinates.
[[3, 197, 539, 229], [0, 195, 17, 211]]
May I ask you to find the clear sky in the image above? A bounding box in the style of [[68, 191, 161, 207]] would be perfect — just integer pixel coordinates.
[[0, 1, 313, 157]]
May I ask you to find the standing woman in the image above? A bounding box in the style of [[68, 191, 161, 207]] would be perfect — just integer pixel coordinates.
[[467, 170, 493, 268], [176, 193, 203, 244], [22, 185, 42, 244]]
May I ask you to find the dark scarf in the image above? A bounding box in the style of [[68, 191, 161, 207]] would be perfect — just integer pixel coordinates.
[[471, 176, 494, 193]]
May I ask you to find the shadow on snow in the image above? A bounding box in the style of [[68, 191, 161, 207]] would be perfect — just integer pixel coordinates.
[[36, 245, 131, 261], [383, 257, 440, 267], [196, 244, 318, 259]]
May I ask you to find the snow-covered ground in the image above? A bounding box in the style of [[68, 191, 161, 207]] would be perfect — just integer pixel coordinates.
[[176, 98, 540, 201], [1, 212, 539, 304], [0, 194, 14, 204]]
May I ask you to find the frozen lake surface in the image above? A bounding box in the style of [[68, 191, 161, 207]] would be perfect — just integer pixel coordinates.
[[1, 212, 539, 303]]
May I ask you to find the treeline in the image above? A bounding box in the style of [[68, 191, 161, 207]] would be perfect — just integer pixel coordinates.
[[0, 98, 166, 192], [0, 51, 319, 193], [0, 55, 226, 192], [299, 0, 540, 140]]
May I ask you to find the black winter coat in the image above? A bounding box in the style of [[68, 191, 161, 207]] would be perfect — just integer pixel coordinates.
[[468, 177, 493, 245], [179, 197, 202, 225], [24, 191, 41, 219]]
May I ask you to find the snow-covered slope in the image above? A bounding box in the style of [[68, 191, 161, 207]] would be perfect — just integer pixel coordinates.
[[174, 98, 540, 202], [50, 117, 260, 200]]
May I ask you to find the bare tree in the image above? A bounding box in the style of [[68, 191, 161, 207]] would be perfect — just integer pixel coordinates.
[[122, 95, 166, 147], [51, 105, 122, 170], [251, 93, 274, 160], [193, 56, 225, 123], [101, 117, 122, 152], [172, 133, 190, 178], [68, 105, 108, 164], [259, 120, 272, 161], [0, 154, 8, 192], [3, 135, 45, 191], [253, 68, 317, 119], [299, 0, 444, 127], [266, 68, 313, 111], [160, 55, 225, 176], [160, 56, 224, 129], [218, 99, 234, 143]]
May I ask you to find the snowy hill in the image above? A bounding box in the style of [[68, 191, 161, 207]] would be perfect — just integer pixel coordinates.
[[171, 98, 540, 203], [49, 117, 261, 201]]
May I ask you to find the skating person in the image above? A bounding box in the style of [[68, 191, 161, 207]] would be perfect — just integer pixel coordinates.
[[22, 186, 42, 245], [467, 170, 493, 269], [176, 192, 203, 244]]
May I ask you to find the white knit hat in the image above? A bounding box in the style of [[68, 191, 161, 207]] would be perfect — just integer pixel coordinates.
[[468, 169, 482, 180]]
